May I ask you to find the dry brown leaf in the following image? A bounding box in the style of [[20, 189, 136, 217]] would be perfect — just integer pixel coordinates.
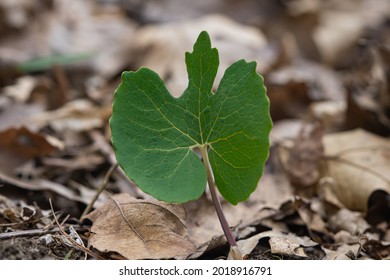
[[284, 123, 324, 187], [188, 234, 227, 260], [0, 100, 46, 132], [267, 60, 345, 121], [295, 198, 329, 234], [0, 126, 64, 159], [270, 119, 308, 142], [2, 76, 37, 102], [269, 60, 345, 101], [309, 100, 346, 130], [362, 239, 390, 259], [328, 208, 370, 235], [0, 126, 64, 173], [323, 244, 361, 260], [237, 230, 317, 258], [320, 129, 390, 211], [85, 193, 195, 259]]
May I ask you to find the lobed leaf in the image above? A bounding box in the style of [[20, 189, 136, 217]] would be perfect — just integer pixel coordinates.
[[110, 31, 272, 204]]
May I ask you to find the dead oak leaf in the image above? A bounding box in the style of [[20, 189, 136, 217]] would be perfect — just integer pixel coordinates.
[[85, 193, 195, 259]]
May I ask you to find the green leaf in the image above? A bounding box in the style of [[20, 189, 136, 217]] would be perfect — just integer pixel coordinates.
[[110, 31, 272, 205]]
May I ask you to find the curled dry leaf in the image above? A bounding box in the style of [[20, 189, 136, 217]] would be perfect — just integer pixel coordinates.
[[320, 129, 390, 212], [323, 244, 361, 260], [0, 126, 64, 159], [328, 208, 370, 235], [237, 230, 317, 258], [0, 126, 64, 173], [85, 193, 195, 259]]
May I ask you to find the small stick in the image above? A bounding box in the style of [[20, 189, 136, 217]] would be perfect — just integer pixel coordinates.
[[81, 163, 118, 219], [49, 199, 103, 260], [0, 227, 63, 240]]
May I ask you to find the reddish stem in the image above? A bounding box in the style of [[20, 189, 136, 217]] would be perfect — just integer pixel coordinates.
[[201, 147, 237, 247]]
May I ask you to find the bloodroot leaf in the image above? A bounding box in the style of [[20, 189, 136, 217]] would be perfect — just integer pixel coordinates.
[[110, 31, 272, 204], [85, 193, 195, 259]]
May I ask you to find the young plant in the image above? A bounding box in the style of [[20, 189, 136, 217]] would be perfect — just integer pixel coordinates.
[[110, 31, 272, 255]]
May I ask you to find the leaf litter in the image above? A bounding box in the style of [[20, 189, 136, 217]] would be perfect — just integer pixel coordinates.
[[84, 193, 195, 260], [1, 0, 390, 260]]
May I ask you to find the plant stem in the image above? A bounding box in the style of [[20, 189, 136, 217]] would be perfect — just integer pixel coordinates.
[[201, 146, 237, 247]]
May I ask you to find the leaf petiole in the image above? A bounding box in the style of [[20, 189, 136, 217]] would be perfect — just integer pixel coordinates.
[[200, 145, 240, 252]]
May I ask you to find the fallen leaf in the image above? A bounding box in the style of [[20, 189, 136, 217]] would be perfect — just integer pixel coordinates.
[[328, 208, 370, 235], [284, 123, 324, 187], [343, 41, 390, 136], [0, 126, 64, 174], [237, 230, 318, 258], [0, 126, 63, 159], [270, 119, 307, 142], [0, 193, 50, 229], [309, 100, 346, 130], [85, 193, 195, 259], [361, 238, 390, 259], [2, 76, 36, 102], [320, 129, 390, 211], [323, 244, 361, 260], [268, 59, 345, 101], [267, 59, 345, 121], [188, 234, 228, 260], [295, 198, 329, 235]]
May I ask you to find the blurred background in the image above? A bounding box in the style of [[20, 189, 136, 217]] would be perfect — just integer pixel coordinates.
[[0, 0, 389, 260]]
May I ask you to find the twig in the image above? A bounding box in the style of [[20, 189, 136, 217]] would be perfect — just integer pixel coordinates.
[[49, 199, 103, 260], [53, 64, 69, 106], [81, 163, 118, 219], [0, 227, 63, 240], [0, 170, 80, 202]]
